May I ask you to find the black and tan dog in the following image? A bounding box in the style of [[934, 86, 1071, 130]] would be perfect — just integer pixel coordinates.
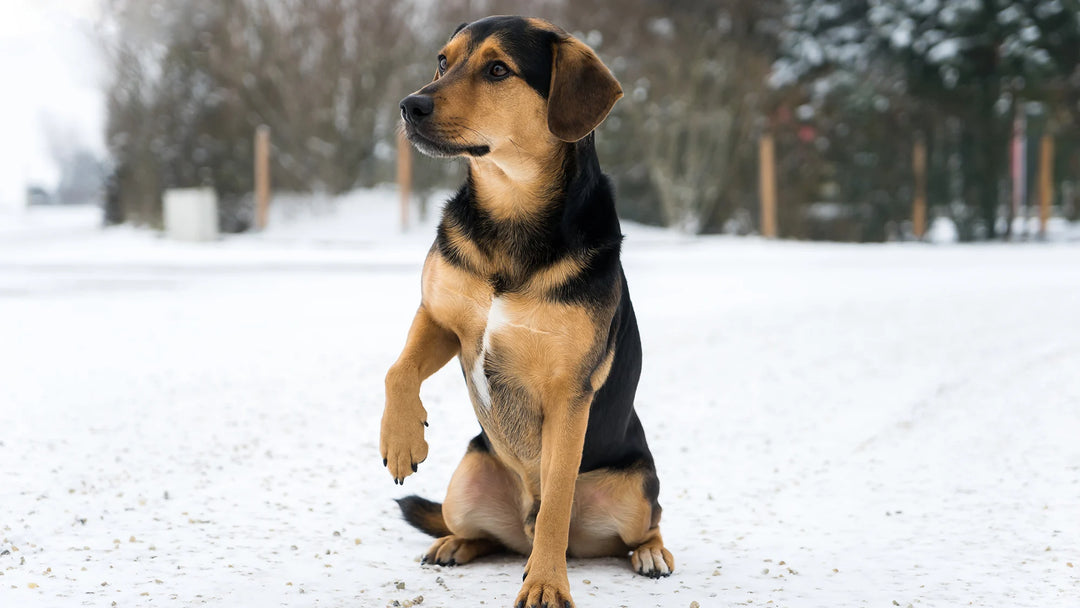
[[380, 15, 674, 608]]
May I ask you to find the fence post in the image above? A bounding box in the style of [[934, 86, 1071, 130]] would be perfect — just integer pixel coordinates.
[[912, 134, 927, 240], [254, 125, 271, 230], [397, 130, 412, 232], [759, 133, 777, 238], [1039, 134, 1054, 239]]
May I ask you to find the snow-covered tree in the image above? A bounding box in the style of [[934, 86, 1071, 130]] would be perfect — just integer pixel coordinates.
[[777, 0, 1080, 239]]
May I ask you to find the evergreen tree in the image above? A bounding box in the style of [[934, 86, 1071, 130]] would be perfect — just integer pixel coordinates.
[[777, 0, 1080, 239]]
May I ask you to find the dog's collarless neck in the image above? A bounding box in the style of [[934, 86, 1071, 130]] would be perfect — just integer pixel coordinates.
[[437, 134, 615, 281]]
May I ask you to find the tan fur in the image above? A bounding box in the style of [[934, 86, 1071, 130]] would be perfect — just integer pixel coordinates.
[[570, 469, 657, 557], [525, 253, 588, 294], [423, 535, 503, 566], [439, 449, 531, 556], [381, 306, 459, 482], [515, 394, 591, 608], [436, 450, 668, 560], [548, 37, 623, 142], [630, 533, 676, 576], [588, 347, 616, 393]]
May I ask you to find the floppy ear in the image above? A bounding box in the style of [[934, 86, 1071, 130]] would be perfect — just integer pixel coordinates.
[[547, 36, 623, 142]]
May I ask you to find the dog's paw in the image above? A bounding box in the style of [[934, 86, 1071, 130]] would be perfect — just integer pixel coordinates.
[[514, 575, 574, 608], [630, 539, 675, 578], [379, 398, 429, 484], [515, 555, 573, 608], [420, 535, 496, 566]]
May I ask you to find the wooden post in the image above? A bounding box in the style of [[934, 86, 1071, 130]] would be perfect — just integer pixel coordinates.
[[254, 125, 271, 230], [758, 133, 777, 238], [397, 130, 412, 232], [1039, 134, 1054, 239], [912, 134, 927, 240]]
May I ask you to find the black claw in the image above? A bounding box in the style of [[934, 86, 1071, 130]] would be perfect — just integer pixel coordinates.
[[423, 421, 429, 427], [448, 558, 456, 566], [421, 556, 428, 565], [411, 463, 418, 472], [383, 458, 387, 466], [522, 571, 527, 581]]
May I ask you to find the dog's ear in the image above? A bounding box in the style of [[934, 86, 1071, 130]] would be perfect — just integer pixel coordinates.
[[547, 36, 623, 142]]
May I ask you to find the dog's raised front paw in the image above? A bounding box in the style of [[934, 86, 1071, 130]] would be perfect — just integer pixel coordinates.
[[379, 398, 429, 484]]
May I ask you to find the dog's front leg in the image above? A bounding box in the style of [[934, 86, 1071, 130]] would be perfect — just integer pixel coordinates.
[[381, 305, 459, 484], [515, 389, 592, 608]]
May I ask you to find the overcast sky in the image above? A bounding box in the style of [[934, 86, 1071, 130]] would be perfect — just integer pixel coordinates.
[[0, 0, 104, 211]]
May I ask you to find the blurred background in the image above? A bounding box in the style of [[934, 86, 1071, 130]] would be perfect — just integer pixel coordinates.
[[5, 0, 1080, 242]]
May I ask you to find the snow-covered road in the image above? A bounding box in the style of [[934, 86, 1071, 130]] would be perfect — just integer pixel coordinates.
[[2, 202, 1078, 607]]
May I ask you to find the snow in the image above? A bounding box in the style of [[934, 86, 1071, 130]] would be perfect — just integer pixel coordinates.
[[2, 194, 1079, 607], [925, 216, 959, 244], [927, 38, 962, 64]]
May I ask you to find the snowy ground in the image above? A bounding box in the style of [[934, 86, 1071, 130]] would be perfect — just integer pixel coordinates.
[[1, 196, 1078, 608]]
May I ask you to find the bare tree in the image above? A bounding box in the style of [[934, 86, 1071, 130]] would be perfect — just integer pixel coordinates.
[[100, 0, 420, 228]]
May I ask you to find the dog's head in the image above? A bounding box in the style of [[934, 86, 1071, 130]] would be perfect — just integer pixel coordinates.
[[399, 16, 622, 160]]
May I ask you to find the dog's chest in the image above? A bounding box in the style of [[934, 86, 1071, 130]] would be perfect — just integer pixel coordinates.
[[423, 255, 597, 460], [458, 293, 551, 413]]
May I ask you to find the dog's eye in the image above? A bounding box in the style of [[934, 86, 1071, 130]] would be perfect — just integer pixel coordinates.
[[488, 62, 509, 79], [438, 55, 448, 75]]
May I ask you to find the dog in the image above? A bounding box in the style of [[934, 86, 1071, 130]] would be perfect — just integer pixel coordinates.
[[380, 16, 674, 608]]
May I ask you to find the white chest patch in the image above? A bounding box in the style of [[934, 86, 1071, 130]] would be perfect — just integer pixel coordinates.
[[472, 296, 509, 410]]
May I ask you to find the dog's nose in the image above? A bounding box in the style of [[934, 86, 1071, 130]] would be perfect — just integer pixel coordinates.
[[400, 95, 435, 124]]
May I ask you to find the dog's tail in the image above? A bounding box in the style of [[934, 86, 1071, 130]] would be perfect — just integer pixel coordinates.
[[395, 495, 451, 538]]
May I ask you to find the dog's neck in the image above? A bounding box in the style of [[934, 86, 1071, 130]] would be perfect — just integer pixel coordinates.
[[437, 134, 615, 281], [466, 142, 570, 223]]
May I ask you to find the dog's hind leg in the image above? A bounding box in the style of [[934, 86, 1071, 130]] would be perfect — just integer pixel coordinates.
[[568, 465, 676, 578], [423, 434, 531, 566]]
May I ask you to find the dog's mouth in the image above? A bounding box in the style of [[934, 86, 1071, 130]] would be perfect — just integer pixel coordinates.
[[403, 123, 490, 158]]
